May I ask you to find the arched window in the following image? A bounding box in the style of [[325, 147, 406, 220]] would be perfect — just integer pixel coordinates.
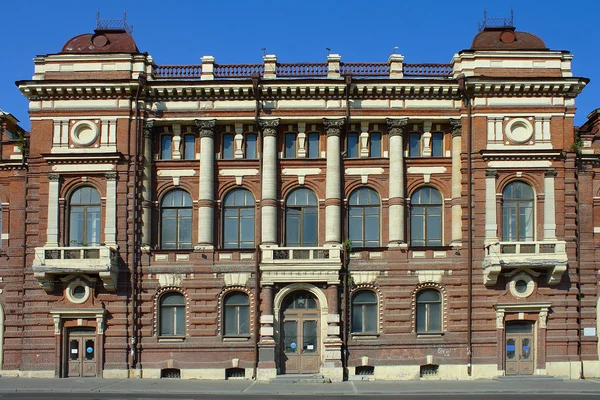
[[285, 188, 318, 247], [160, 189, 192, 249], [159, 292, 185, 336], [223, 189, 255, 249], [502, 181, 534, 242], [69, 186, 101, 246], [416, 289, 442, 333], [223, 292, 250, 336], [410, 187, 442, 246], [348, 187, 380, 247], [351, 291, 377, 333]]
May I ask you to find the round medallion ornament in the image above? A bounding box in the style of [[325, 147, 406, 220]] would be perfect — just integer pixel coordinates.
[[71, 121, 99, 147], [509, 273, 535, 299], [505, 118, 534, 144]]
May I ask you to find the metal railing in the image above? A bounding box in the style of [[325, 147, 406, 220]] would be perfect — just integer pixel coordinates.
[[403, 63, 453, 77], [154, 65, 202, 79], [276, 63, 328, 77], [340, 62, 389, 77], [214, 64, 263, 78]]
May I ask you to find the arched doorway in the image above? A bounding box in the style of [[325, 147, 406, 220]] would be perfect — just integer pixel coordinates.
[[280, 291, 320, 374]]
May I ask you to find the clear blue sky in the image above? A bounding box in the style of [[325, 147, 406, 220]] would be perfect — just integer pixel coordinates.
[[2, 0, 598, 129]]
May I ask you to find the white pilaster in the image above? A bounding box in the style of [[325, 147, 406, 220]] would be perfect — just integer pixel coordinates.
[[141, 121, 154, 248], [387, 118, 408, 246], [46, 174, 60, 247], [260, 119, 280, 245], [195, 119, 216, 248], [544, 170, 557, 240], [104, 173, 117, 247], [485, 170, 498, 244], [324, 118, 345, 245], [450, 119, 463, 245]]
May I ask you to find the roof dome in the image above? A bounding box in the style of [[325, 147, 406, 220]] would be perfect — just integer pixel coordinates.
[[61, 30, 139, 54], [471, 27, 547, 51]]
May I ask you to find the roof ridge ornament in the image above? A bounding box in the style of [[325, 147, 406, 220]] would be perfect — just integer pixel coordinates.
[[478, 8, 514, 32], [96, 10, 133, 34]]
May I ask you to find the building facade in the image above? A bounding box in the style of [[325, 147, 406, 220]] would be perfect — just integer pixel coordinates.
[[2, 19, 598, 380]]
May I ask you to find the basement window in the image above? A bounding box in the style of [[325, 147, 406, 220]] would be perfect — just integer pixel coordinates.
[[161, 368, 181, 379], [355, 366, 375, 376], [225, 367, 246, 379], [420, 364, 439, 378]]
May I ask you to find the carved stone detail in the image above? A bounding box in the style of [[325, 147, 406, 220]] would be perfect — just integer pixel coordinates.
[[386, 118, 408, 137], [143, 120, 155, 139], [48, 174, 60, 182], [195, 119, 216, 138], [449, 118, 462, 137], [323, 118, 345, 137], [485, 169, 497, 178], [105, 172, 117, 181], [545, 169, 557, 177], [259, 119, 280, 137]]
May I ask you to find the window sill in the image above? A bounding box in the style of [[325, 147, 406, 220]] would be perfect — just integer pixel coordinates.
[[223, 336, 251, 342], [158, 337, 186, 342], [351, 333, 379, 340], [416, 333, 444, 339]]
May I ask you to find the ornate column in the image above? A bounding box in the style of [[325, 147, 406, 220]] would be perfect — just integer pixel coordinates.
[[387, 118, 408, 246], [324, 118, 345, 245], [259, 119, 280, 245], [485, 170, 498, 244], [46, 174, 61, 247], [104, 173, 118, 247], [195, 119, 216, 249], [450, 119, 463, 245], [544, 170, 557, 241], [141, 121, 154, 248]]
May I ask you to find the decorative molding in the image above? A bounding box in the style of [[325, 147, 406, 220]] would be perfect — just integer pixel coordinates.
[[195, 119, 216, 138], [386, 117, 408, 137], [259, 119, 280, 137], [143, 120, 155, 139], [323, 118, 345, 137], [449, 119, 462, 137]]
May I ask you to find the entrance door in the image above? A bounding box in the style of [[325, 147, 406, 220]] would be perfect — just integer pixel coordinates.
[[67, 328, 97, 377], [280, 291, 319, 374], [505, 322, 534, 375]]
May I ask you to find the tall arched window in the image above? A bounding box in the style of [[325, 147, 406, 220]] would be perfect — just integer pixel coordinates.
[[223, 292, 250, 336], [160, 189, 192, 249], [159, 292, 185, 336], [223, 189, 255, 249], [416, 289, 442, 333], [351, 291, 377, 333], [348, 187, 380, 247], [410, 187, 442, 246], [69, 186, 101, 246], [285, 188, 318, 247], [502, 181, 534, 242]]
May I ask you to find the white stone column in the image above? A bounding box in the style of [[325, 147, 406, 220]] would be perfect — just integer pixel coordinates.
[[259, 119, 280, 245], [104, 172, 117, 247], [544, 169, 557, 240], [450, 119, 463, 245], [387, 118, 408, 246], [195, 119, 216, 248], [46, 174, 60, 247], [324, 118, 345, 245], [141, 121, 154, 248], [485, 170, 498, 244]]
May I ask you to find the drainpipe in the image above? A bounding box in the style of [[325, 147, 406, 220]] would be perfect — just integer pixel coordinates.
[[458, 74, 473, 377], [576, 151, 583, 379], [252, 72, 262, 379], [130, 72, 147, 371]]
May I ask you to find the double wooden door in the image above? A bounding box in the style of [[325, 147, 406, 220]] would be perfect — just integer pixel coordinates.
[[505, 322, 534, 375], [67, 328, 97, 377], [280, 291, 320, 374]]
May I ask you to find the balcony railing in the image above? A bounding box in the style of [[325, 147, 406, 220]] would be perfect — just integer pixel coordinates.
[[276, 63, 328, 78], [261, 246, 341, 263], [214, 64, 264, 78], [154, 64, 202, 79], [33, 246, 119, 291], [483, 240, 568, 286], [403, 63, 453, 77]]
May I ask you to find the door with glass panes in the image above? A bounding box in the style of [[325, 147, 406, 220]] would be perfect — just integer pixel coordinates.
[[66, 328, 97, 377], [505, 322, 534, 375], [280, 291, 320, 374]]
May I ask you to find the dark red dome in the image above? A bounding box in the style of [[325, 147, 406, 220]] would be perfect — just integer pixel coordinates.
[[61, 30, 139, 54], [471, 27, 547, 51]]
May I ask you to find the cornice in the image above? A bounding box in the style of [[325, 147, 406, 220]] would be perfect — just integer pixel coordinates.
[[480, 149, 564, 161], [467, 77, 588, 98]]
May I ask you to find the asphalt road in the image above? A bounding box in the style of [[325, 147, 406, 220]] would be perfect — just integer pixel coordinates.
[[1, 395, 600, 400]]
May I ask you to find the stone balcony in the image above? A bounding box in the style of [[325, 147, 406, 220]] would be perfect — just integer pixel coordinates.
[[482, 240, 568, 286], [32, 246, 118, 292], [259, 245, 343, 285]]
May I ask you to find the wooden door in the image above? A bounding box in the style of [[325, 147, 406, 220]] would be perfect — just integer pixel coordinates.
[[505, 322, 534, 375], [67, 329, 97, 377], [280, 291, 320, 374]]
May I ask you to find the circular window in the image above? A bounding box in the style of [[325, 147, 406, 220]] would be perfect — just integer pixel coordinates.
[[505, 118, 534, 144], [509, 273, 535, 298], [66, 279, 91, 304], [71, 121, 99, 147]]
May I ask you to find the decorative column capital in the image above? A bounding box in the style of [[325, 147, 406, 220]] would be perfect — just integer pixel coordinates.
[[386, 118, 408, 137], [105, 172, 118, 181], [485, 169, 497, 178], [259, 119, 280, 137], [323, 118, 345, 137], [544, 169, 557, 178], [143, 120, 155, 139], [48, 174, 60, 182], [449, 119, 462, 137], [195, 119, 216, 138]]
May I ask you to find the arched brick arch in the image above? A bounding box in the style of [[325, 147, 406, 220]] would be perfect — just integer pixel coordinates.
[[153, 287, 191, 337], [217, 286, 255, 337], [350, 284, 384, 334], [411, 283, 448, 333]]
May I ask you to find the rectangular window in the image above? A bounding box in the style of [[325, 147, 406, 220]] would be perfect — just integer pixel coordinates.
[[245, 133, 257, 159], [222, 134, 234, 159], [285, 133, 296, 158], [409, 133, 421, 157], [347, 133, 359, 158], [307, 132, 319, 158], [183, 134, 195, 160], [431, 133, 443, 157], [370, 133, 382, 158], [161, 135, 172, 160]]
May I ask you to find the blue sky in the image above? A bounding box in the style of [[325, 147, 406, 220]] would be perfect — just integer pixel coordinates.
[[2, 1, 598, 129]]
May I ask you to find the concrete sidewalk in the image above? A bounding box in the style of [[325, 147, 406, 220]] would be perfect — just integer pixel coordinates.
[[2, 378, 600, 396]]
